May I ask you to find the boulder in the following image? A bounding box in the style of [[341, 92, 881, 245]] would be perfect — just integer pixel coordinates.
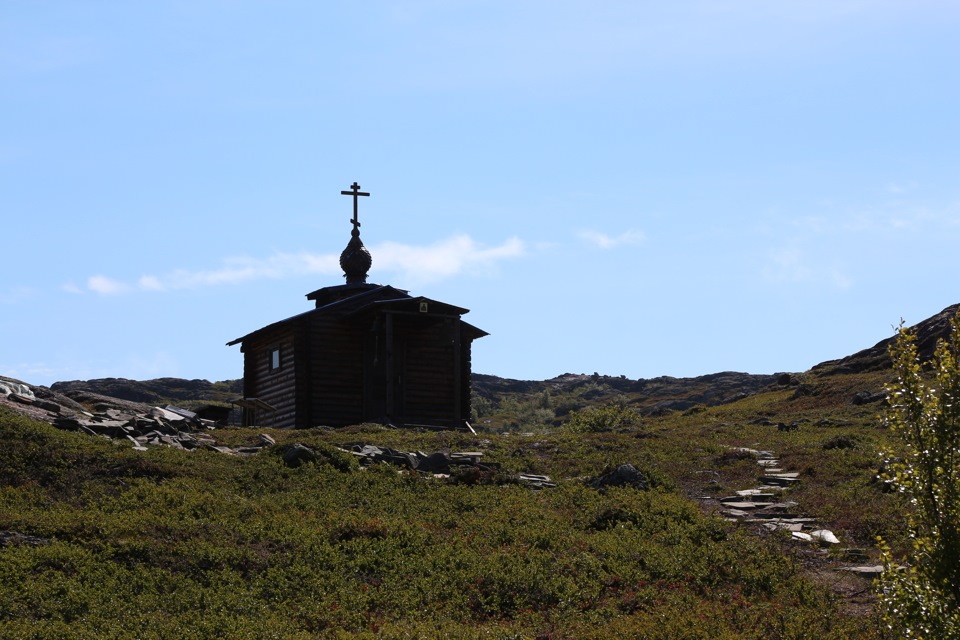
[[0, 377, 35, 399], [415, 451, 452, 473], [852, 390, 887, 405], [283, 443, 318, 468], [590, 464, 649, 491]]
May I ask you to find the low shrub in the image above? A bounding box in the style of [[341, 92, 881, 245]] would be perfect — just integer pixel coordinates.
[[565, 403, 642, 433]]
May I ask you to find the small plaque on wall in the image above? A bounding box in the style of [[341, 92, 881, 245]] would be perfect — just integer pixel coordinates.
[[419, 302, 429, 313]]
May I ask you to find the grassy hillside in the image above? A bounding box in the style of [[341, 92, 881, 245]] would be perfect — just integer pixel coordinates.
[[0, 361, 906, 638]]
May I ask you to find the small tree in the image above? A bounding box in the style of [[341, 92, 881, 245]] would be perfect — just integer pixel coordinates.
[[878, 314, 960, 638]]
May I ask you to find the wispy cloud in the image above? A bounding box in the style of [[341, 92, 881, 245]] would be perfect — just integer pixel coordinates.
[[73, 234, 525, 296], [0, 286, 38, 305], [761, 246, 853, 290], [885, 180, 919, 195], [578, 229, 646, 249]]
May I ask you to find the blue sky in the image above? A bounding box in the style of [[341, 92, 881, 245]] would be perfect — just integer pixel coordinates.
[[2, 1, 959, 387]]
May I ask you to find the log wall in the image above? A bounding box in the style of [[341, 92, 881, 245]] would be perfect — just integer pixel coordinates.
[[243, 326, 299, 429], [307, 316, 365, 426]]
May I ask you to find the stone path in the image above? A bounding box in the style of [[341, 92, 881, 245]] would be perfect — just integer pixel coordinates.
[[704, 446, 880, 578]]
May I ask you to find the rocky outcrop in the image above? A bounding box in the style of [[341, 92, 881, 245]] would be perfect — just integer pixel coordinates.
[[813, 303, 960, 375], [0, 377, 258, 456], [50, 377, 242, 405], [472, 370, 786, 415]]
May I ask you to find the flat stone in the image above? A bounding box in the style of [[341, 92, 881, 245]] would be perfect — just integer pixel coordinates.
[[760, 476, 799, 486], [791, 531, 813, 542], [9, 393, 35, 405], [757, 501, 798, 511], [206, 445, 235, 455], [757, 459, 781, 467], [766, 472, 800, 479], [719, 501, 772, 510], [754, 517, 818, 524], [91, 419, 128, 429], [724, 492, 776, 502], [762, 521, 804, 532], [34, 399, 61, 413], [839, 565, 884, 578], [839, 548, 870, 561], [722, 508, 750, 518], [151, 406, 186, 422]]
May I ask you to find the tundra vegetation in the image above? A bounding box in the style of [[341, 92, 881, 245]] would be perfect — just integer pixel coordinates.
[[0, 352, 939, 638]]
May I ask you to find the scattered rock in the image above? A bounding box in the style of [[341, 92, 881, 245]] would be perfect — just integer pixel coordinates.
[[590, 464, 649, 492], [0, 531, 49, 547], [839, 565, 885, 578], [283, 443, 318, 467], [792, 383, 819, 398], [823, 434, 860, 450], [810, 529, 840, 545], [852, 390, 887, 406], [258, 433, 276, 447], [776, 373, 794, 386], [517, 473, 557, 489]]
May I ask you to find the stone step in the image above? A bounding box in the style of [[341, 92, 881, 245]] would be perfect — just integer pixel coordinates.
[[745, 517, 818, 525], [760, 475, 799, 486], [721, 494, 776, 503], [839, 565, 884, 578], [735, 489, 779, 497], [762, 521, 805, 532], [718, 501, 775, 510], [738, 486, 788, 495]]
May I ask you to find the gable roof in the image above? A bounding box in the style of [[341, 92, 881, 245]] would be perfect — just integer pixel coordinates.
[[227, 285, 401, 346], [227, 284, 486, 346]]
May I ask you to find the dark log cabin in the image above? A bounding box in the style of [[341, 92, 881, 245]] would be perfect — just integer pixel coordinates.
[[227, 183, 487, 429]]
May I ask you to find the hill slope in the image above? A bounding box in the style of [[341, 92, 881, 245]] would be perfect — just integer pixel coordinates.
[[3, 304, 957, 636]]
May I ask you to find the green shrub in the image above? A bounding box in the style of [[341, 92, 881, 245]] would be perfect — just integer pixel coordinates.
[[565, 403, 642, 433], [878, 315, 960, 638]]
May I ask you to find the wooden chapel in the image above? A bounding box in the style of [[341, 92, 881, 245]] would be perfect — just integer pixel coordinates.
[[227, 183, 487, 429]]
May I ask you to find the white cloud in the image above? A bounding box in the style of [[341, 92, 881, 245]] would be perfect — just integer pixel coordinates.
[[375, 235, 524, 285], [80, 234, 525, 295], [87, 275, 131, 295], [578, 229, 646, 249]]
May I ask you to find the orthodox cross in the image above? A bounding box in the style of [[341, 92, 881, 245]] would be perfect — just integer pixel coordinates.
[[341, 182, 370, 231]]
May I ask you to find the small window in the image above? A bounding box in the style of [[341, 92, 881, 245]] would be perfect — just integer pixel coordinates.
[[270, 348, 281, 371]]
